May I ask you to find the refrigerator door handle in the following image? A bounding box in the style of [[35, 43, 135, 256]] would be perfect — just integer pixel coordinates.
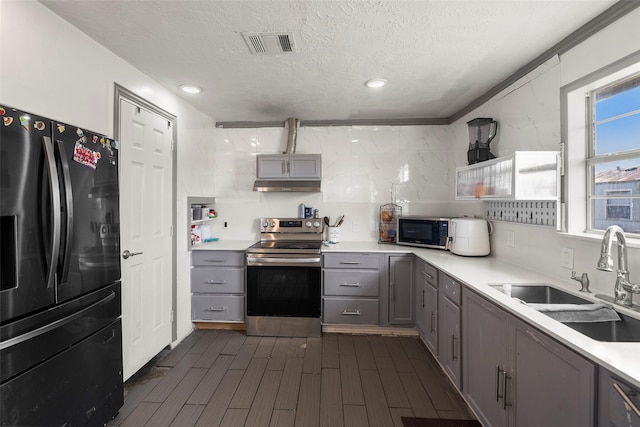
[[0, 291, 116, 351], [42, 136, 61, 290], [55, 140, 73, 284]]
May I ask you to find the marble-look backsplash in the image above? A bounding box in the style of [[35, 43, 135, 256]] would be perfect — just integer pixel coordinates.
[[207, 124, 457, 241]]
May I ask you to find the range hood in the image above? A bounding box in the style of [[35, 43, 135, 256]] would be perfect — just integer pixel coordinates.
[[253, 118, 322, 192]]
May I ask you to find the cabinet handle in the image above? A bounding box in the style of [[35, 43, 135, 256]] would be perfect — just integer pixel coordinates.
[[425, 272, 433, 280], [205, 280, 226, 284], [451, 335, 458, 361], [422, 289, 425, 308], [390, 282, 394, 301], [204, 259, 225, 263], [340, 282, 361, 287], [430, 312, 436, 333], [340, 261, 361, 265], [502, 370, 512, 410], [342, 310, 362, 315], [495, 365, 503, 403], [612, 382, 640, 418], [206, 306, 228, 312]]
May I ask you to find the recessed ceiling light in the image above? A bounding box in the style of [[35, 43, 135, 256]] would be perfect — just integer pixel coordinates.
[[180, 84, 202, 94], [364, 78, 387, 88]]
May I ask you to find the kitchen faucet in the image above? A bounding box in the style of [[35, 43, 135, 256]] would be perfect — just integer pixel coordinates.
[[596, 225, 639, 307]]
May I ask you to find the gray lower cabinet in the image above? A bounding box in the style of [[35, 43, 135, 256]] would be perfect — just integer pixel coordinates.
[[439, 272, 462, 389], [323, 253, 381, 325], [463, 289, 595, 427], [191, 250, 245, 322], [415, 258, 439, 354], [599, 368, 640, 427], [387, 254, 414, 325]]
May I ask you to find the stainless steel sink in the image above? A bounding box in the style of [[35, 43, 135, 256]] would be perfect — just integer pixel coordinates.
[[564, 311, 640, 342], [490, 283, 640, 342], [489, 284, 592, 305]]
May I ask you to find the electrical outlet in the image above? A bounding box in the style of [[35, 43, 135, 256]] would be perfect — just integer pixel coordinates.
[[561, 247, 574, 269], [352, 221, 359, 232], [507, 230, 515, 248]]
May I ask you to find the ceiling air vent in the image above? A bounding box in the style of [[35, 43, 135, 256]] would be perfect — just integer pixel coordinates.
[[242, 32, 296, 55]]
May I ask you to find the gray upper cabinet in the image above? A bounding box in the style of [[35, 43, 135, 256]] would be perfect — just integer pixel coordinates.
[[463, 288, 595, 427], [256, 154, 321, 179], [388, 255, 414, 325]]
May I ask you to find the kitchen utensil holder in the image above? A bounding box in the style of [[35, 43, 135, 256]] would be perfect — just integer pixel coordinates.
[[327, 226, 340, 243], [379, 203, 402, 243]]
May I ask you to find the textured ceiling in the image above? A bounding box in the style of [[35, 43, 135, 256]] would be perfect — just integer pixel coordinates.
[[40, 0, 619, 124]]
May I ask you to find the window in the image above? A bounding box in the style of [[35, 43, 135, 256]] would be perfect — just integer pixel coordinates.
[[586, 74, 640, 235]]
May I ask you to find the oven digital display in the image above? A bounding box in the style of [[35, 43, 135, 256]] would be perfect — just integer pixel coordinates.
[[280, 220, 302, 227]]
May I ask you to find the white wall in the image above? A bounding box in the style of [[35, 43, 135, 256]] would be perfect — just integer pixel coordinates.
[[0, 0, 216, 342], [209, 125, 455, 242], [447, 8, 640, 294]]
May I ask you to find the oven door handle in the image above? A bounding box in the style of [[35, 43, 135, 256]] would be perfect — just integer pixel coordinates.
[[247, 255, 321, 266]]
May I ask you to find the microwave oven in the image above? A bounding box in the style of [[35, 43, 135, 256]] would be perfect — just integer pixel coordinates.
[[396, 216, 450, 250]]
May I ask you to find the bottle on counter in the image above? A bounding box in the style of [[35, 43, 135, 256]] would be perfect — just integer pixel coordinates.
[[299, 203, 306, 218]]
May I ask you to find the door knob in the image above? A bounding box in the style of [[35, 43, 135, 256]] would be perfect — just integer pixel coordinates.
[[122, 250, 142, 259]]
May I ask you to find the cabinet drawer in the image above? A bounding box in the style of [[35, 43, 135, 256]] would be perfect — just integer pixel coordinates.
[[418, 260, 438, 287], [323, 253, 380, 269], [192, 295, 244, 322], [323, 270, 379, 297], [323, 297, 379, 325], [439, 272, 461, 306], [191, 268, 244, 294], [192, 251, 244, 267]]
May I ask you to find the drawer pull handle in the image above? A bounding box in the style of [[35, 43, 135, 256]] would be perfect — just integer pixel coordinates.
[[612, 383, 640, 418], [342, 310, 362, 315], [205, 280, 226, 284], [340, 261, 361, 265], [340, 282, 361, 287], [204, 259, 225, 263], [430, 312, 436, 333], [206, 306, 228, 312]]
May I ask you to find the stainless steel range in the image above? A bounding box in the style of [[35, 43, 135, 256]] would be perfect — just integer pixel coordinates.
[[246, 218, 323, 337]]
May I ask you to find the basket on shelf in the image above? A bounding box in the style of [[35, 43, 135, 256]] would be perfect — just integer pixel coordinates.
[[379, 203, 402, 244]]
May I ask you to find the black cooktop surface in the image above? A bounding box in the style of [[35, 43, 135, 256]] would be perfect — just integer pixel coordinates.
[[247, 240, 322, 253]]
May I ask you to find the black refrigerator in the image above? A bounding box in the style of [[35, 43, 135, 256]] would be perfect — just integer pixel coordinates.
[[0, 105, 123, 426]]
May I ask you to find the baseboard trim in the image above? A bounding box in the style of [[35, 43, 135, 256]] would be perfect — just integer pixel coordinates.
[[322, 325, 419, 336]]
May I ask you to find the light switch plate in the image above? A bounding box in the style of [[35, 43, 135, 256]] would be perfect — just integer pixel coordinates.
[[561, 247, 574, 269], [507, 230, 515, 248]]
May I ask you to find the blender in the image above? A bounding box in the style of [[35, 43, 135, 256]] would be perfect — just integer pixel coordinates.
[[467, 118, 498, 164]]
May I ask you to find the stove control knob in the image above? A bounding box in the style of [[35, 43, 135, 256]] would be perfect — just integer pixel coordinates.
[[270, 221, 276, 228], [261, 220, 269, 228], [313, 221, 321, 228], [306, 221, 312, 228]]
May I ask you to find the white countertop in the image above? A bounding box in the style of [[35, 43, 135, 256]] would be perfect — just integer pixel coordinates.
[[193, 239, 640, 387], [191, 240, 256, 251]]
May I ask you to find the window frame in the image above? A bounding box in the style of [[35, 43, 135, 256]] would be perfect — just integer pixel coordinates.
[[585, 73, 640, 235], [560, 49, 640, 240]]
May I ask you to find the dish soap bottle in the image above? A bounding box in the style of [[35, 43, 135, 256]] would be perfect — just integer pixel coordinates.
[[298, 203, 305, 219]]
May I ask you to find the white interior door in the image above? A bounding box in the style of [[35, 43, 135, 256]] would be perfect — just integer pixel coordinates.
[[118, 98, 174, 380]]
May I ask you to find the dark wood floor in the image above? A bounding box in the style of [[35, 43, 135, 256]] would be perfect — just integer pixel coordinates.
[[108, 330, 476, 427]]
